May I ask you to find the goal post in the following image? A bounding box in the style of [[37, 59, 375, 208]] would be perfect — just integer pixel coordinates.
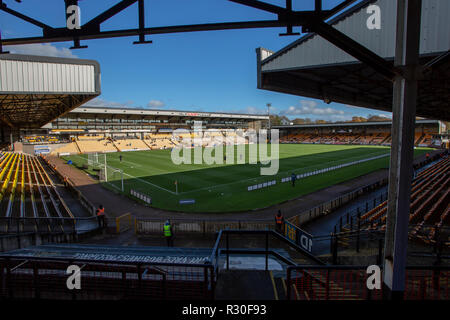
[[99, 164, 124, 192]]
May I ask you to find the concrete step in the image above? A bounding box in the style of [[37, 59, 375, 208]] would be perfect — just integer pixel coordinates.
[[215, 270, 276, 300]]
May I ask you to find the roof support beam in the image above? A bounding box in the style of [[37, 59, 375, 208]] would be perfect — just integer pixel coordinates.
[[309, 20, 401, 81]]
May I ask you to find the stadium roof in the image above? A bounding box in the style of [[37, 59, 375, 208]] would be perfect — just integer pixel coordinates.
[[273, 119, 442, 129], [70, 106, 269, 121], [257, 0, 450, 121], [0, 54, 101, 129]]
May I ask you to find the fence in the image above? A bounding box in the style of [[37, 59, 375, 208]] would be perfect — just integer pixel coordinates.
[[333, 191, 389, 233], [287, 178, 388, 227], [116, 213, 133, 234], [0, 256, 215, 300], [211, 229, 325, 272], [135, 218, 275, 235], [318, 225, 450, 266], [286, 265, 450, 300]]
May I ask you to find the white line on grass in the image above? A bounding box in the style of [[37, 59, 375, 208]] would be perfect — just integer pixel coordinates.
[[176, 150, 390, 195], [121, 172, 177, 195], [67, 154, 176, 195], [110, 159, 143, 168], [66, 149, 389, 197]]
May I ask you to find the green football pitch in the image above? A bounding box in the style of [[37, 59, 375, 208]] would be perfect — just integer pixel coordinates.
[[63, 144, 431, 213]]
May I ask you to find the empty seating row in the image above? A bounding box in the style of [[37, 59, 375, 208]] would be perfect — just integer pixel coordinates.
[[357, 154, 450, 246], [280, 132, 441, 147], [0, 152, 75, 234], [76, 140, 118, 153], [114, 139, 150, 152]]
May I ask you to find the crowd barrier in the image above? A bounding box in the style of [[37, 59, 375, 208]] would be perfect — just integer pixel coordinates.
[[0, 256, 215, 300], [287, 265, 450, 300], [135, 218, 274, 235]]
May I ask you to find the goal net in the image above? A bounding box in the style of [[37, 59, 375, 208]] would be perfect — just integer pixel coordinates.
[[87, 153, 102, 170], [99, 164, 124, 192]]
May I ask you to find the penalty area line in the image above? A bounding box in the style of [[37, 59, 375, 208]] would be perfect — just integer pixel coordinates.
[[121, 172, 177, 195]]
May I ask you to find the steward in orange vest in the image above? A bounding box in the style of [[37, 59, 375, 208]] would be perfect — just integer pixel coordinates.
[[275, 210, 284, 233], [96, 205, 106, 229]]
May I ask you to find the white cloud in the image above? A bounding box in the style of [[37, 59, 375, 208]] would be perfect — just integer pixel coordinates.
[[281, 100, 345, 116], [5, 43, 78, 58], [147, 100, 166, 108]]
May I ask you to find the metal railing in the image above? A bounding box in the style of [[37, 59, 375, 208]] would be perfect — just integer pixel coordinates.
[[316, 225, 450, 265], [135, 217, 275, 235], [286, 265, 450, 300], [332, 191, 388, 233], [0, 216, 100, 235], [210, 229, 325, 272], [0, 255, 215, 300]]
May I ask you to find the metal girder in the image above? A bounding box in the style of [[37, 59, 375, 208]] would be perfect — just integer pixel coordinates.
[[228, 0, 288, 15], [83, 0, 138, 30], [0, 113, 15, 128], [310, 20, 401, 81], [0, 1, 402, 88], [0, 0, 351, 46], [2, 20, 291, 46], [0, 1, 54, 30]]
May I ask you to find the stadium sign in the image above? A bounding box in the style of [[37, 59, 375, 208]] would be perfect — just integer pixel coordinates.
[[179, 199, 196, 205], [34, 146, 50, 155], [283, 221, 313, 253]]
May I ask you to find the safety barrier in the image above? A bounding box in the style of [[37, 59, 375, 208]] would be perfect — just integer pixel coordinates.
[[116, 212, 133, 234], [0, 256, 215, 300], [321, 224, 450, 266], [45, 159, 97, 216], [135, 218, 274, 235], [286, 265, 450, 300], [287, 178, 389, 227]]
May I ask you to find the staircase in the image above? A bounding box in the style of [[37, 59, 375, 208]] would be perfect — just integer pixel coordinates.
[[380, 134, 391, 145], [215, 270, 277, 300], [74, 140, 82, 153]]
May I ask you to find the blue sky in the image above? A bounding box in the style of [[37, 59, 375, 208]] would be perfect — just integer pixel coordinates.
[[1, 0, 392, 121]]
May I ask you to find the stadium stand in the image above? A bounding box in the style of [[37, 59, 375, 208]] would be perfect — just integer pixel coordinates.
[[281, 131, 440, 148], [144, 135, 176, 150], [0, 153, 76, 233], [76, 139, 118, 153], [50, 142, 81, 155], [114, 139, 150, 152], [357, 153, 450, 245]]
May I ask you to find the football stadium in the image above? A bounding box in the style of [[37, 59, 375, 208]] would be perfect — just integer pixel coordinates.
[[0, 0, 449, 306]]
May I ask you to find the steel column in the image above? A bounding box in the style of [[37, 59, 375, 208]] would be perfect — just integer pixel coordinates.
[[383, 0, 422, 300]]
